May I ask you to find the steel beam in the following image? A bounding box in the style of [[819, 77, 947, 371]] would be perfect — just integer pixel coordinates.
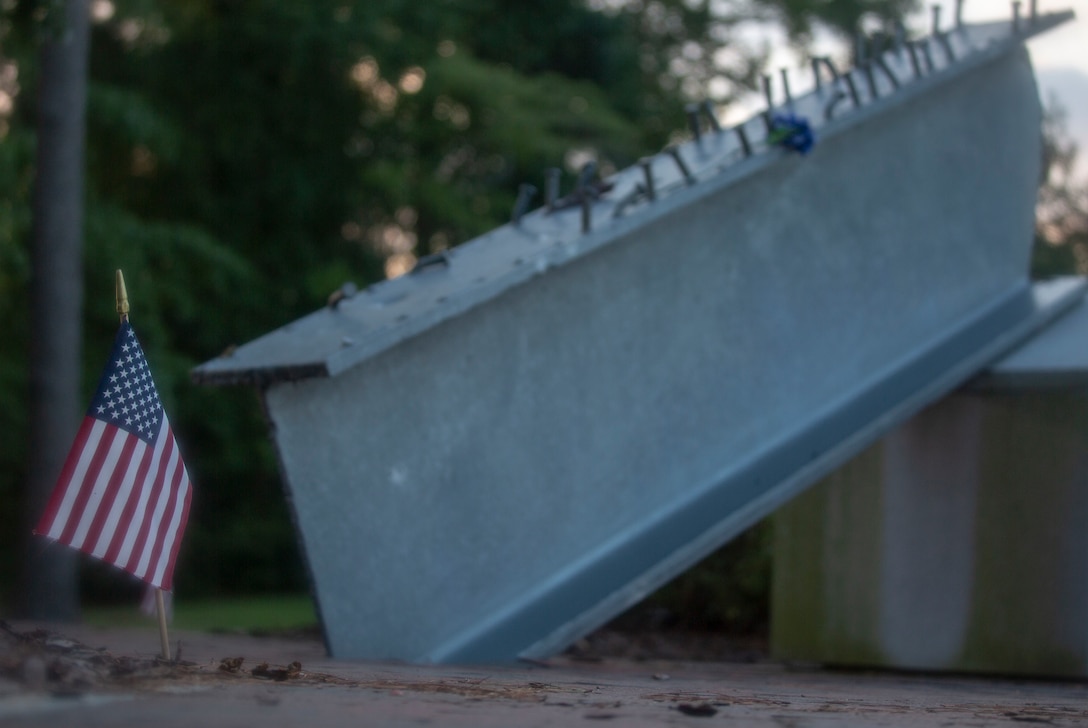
[[194, 14, 1076, 662]]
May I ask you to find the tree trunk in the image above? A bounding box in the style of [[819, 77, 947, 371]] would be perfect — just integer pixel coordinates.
[[17, 0, 91, 621]]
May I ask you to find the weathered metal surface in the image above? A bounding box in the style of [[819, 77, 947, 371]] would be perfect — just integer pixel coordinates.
[[194, 13, 1075, 663]]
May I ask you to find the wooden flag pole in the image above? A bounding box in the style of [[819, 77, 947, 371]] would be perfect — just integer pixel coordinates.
[[154, 589, 171, 661], [115, 269, 172, 662]]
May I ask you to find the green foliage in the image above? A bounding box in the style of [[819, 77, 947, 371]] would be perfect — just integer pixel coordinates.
[[760, 0, 918, 43], [84, 593, 317, 632], [0, 124, 34, 603], [1033, 99, 1088, 278], [612, 521, 773, 635]]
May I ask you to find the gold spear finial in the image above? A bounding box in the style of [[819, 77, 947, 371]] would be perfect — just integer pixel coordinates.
[[115, 269, 130, 319]]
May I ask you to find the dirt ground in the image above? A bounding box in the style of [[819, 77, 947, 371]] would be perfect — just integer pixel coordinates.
[[3, 620, 1088, 727]]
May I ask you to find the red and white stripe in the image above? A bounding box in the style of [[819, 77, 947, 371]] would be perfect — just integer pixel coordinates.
[[35, 415, 192, 591]]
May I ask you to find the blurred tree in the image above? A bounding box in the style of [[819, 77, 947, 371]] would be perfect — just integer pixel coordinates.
[[16, 0, 90, 621], [609, 520, 773, 636], [1033, 99, 1088, 277], [758, 0, 917, 42], [0, 11, 35, 609]]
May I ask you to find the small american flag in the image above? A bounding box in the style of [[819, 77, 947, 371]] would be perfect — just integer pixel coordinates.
[[34, 319, 192, 591]]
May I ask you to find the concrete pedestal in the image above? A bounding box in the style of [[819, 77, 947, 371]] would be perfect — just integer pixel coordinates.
[[772, 390, 1088, 677]]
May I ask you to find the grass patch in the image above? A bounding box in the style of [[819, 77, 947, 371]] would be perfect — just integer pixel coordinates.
[[84, 593, 318, 633]]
